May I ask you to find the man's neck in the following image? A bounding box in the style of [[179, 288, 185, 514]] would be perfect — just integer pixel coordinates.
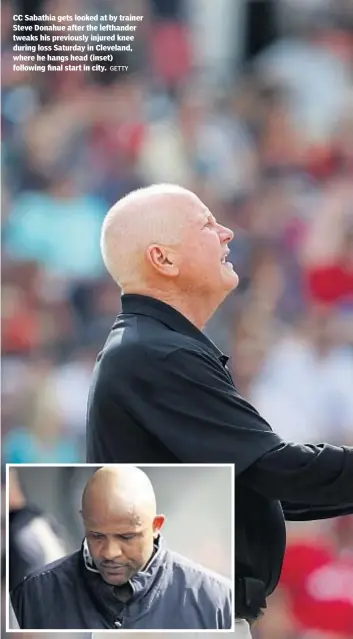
[[123, 287, 219, 330], [113, 540, 158, 600]]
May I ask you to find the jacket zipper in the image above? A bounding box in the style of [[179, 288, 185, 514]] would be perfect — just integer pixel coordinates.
[[114, 614, 124, 629]]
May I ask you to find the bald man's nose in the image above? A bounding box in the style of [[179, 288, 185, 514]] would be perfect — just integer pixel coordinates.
[[101, 539, 124, 561], [218, 223, 234, 243]]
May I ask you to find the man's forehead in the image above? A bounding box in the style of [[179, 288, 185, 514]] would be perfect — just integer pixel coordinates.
[[83, 493, 153, 521], [84, 509, 143, 528]]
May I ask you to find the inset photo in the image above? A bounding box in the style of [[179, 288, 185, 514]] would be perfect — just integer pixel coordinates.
[[6, 464, 234, 632]]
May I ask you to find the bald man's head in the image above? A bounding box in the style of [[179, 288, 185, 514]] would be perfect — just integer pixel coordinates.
[[81, 466, 165, 585], [100, 183, 238, 313], [82, 465, 157, 521], [100, 184, 203, 290]]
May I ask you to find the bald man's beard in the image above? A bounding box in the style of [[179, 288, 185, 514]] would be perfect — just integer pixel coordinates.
[[96, 557, 144, 586], [94, 544, 157, 586], [98, 562, 136, 586]]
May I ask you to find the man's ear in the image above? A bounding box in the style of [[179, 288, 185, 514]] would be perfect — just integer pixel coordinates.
[[153, 514, 166, 537], [145, 245, 179, 277]]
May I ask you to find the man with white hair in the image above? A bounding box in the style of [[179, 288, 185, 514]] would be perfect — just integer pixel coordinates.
[[86, 184, 353, 637]]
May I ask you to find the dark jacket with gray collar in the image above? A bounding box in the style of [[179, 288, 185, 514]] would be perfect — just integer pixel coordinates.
[[10, 536, 232, 630]]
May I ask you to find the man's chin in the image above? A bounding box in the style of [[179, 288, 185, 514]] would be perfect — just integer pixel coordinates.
[[100, 568, 129, 586], [223, 269, 239, 292], [104, 575, 128, 586]]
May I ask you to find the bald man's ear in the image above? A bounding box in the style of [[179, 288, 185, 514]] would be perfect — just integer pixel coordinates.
[[146, 246, 180, 277], [153, 514, 165, 537]]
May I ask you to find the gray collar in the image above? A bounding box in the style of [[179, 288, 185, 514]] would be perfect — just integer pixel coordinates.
[[82, 535, 165, 600]]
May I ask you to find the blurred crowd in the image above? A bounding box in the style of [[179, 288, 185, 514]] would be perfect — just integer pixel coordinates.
[[2, 0, 353, 637]]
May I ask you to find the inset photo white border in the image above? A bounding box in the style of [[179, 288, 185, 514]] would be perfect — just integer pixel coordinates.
[[6, 463, 235, 633]]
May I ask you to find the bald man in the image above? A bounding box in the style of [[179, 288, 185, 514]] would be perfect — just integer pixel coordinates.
[[86, 184, 353, 635], [10, 466, 232, 631]]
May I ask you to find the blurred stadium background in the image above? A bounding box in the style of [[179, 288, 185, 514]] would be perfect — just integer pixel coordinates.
[[1, 0, 353, 637]]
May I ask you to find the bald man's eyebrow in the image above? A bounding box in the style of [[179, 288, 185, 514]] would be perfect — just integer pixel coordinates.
[[202, 212, 216, 226], [88, 530, 143, 538]]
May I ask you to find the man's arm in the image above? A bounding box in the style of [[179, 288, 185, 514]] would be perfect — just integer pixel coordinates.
[[281, 502, 353, 521], [239, 442, 353, 506], [125, 345, 353, 507]]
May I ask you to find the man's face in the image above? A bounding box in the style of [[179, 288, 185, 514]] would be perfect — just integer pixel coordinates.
[[84, 507, 164, 586], [176, 199, 239, 301]]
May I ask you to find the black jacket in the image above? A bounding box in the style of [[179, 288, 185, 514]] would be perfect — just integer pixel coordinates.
[[10, 536, 232, 630]]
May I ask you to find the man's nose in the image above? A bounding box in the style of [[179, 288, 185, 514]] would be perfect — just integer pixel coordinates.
[[101, 540, 123, 561], [218, 223, 234, 243]]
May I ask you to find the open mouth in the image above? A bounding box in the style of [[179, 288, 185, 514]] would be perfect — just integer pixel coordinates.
[[221, 252, 233, 268]]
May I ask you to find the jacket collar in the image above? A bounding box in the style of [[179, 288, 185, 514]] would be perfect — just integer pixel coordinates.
[[82, 534, 167, 605], [120, 294, 229, 365]]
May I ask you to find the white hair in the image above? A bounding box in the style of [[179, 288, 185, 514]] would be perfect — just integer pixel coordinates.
[[100, 183, 198, 289]]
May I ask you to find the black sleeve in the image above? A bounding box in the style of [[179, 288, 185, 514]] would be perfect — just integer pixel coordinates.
[[122, 345, 353, 505], [281, 502, 353, 521], [239, 442, 353, 506], [130, 346, 283, 474], [136, 346, 353, 507]]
